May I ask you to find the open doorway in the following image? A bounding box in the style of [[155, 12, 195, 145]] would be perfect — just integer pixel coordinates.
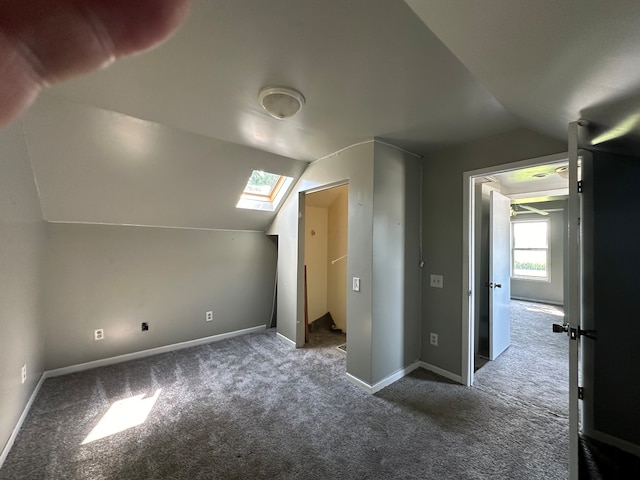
[[462, 151, 572, 471], [463, 152, 570, 385], [473, 166, 568, 371], [303, 184, 349, 352]]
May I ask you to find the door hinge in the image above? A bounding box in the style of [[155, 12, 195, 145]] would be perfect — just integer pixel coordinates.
[[578, 180, 583, 193], [578, 387, 584, 400]]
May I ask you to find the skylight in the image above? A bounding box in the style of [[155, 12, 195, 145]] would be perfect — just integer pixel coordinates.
[[237, 170, 293, 211]]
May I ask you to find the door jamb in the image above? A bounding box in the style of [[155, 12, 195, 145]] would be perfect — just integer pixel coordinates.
[[297, 180, 349, 348], [461, 152, 569, 386]]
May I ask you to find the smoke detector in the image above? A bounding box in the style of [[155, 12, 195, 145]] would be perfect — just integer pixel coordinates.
[[258, 86, 305, 120]]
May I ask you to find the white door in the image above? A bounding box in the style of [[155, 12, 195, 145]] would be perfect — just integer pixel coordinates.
[[489, 190, 512, 360]]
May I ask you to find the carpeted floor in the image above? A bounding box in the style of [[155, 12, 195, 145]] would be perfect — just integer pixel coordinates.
[[1, 301, 570, 479]]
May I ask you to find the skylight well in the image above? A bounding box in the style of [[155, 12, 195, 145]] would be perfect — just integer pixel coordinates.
[[236, 170, 293, 211]]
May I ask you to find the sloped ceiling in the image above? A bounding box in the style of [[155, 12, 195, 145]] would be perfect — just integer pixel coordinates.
[[38, 0, 519, 160], [19, 0, 640, 230], [405, 0, 640, 145]]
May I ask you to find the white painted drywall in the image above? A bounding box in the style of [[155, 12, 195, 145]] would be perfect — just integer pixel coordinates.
[[422, 128, 566, 376], [42, 224, 277, 370], [0, 120, 46, 456]]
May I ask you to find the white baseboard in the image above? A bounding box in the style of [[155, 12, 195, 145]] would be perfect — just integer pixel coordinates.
[[46, 325, 266, 378], [0, 373, 47, 470], [1, 325, 267, 468], [276, 332, 296, 348], [346, 361, 422, 394], [419, 361, 463, 384], [588, 429, 640, 458]]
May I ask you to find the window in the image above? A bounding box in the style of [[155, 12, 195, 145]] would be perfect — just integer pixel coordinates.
[[236, 170, 294, 212], [511, 220, 549, 280]]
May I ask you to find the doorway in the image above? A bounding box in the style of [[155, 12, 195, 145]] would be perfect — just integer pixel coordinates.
[[463, 151, 572, 474], [463, 151, 569, 385], [303, 184, 349, 351]]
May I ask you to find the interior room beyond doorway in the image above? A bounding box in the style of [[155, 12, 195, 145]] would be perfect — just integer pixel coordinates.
[[304, 185, 349, 350]]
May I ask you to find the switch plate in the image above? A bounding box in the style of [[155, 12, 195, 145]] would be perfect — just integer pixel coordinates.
[[94, 328, 104, 341], [430, 274, 444, 288], [352, 277, 360, 292], [430, 332, 438, 346], [21, 364, 26, 384], [206, 311, 213, 322]]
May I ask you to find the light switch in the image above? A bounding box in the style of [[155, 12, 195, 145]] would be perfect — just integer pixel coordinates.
[[352, 277, 360, 292]]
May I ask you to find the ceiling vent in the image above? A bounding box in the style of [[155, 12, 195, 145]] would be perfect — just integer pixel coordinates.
[[258, 86, 305, 119]]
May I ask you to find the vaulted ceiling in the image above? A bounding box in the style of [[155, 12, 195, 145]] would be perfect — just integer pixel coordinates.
[[18, 0, 640, 230]]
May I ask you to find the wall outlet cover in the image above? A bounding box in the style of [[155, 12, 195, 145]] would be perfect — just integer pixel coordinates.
[[94, 329, 104, 341], [206, 311, 213, 322], [430, 332, 438, 346], [430, 274, 444, 288]]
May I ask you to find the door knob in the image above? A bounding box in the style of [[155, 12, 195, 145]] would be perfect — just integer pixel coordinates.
[[494, 283, 502, 288]]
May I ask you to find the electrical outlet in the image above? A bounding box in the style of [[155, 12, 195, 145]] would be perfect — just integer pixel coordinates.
[[430, 332, 438, 346], [352, 277, 360, 292], [94, 328, 104, 341], [206, 311, 213, 322], [21, 364, 26, 384], [141, 322, 149, 331], [430, 274, 444, 288]]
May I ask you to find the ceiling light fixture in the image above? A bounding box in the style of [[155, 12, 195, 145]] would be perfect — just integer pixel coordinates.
[[555, 166, 569, 179], [258, 86, 305, 120]]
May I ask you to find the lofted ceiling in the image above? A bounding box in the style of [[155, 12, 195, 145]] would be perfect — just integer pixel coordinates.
[[405, 0, 640, 146], [17, 0, 640, 230]]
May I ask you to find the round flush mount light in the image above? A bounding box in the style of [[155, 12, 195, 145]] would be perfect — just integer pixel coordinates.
[[258, 86, 305, 120], [555, 166, 569, 179], [532, 172, 549, 178]]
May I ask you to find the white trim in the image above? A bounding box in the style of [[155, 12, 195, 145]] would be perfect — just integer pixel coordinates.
[[419, 361, 464, 384], [345, 362, 422, 394], [276, 332, 297, 347], [46, 325, 266, 378], [0, 373, 47, 469], [311, 138, 422, 164], [588, 430, 640, 459], [345, 372, 374, 393], [46, 220, 265, 234], [462, 151, 569, 388]]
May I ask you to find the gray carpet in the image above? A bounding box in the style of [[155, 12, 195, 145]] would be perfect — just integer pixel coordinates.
[[1, 301, 568, 479]]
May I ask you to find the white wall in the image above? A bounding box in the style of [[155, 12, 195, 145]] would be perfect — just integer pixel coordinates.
[[43, 224, 277, 370], [327, 188, 348, 332], [304, 206, 329, 323], [268, 140, 421, 387], [268, 141, 374, 382], [0, 120, 46, 457]]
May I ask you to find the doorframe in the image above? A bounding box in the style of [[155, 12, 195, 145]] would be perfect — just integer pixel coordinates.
[[461, 151, 569, 386], [297, 180, 350, 348]]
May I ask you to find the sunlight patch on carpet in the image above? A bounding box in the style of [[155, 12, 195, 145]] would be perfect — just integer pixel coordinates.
[[82, 389, 161, 444]]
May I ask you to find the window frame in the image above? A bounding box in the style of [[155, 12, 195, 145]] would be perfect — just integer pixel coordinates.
[[236, 170, 294, 212], [510, 217, 551, 282]]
